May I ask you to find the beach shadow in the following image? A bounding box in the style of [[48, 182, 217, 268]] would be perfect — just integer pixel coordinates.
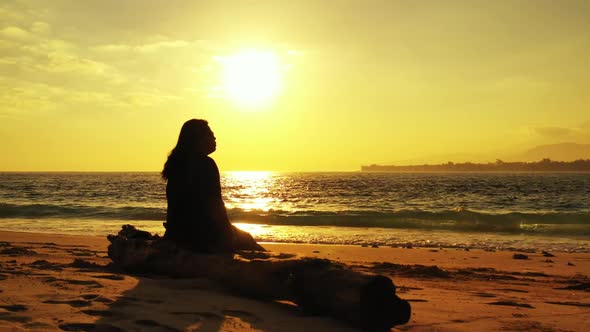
[[84, 276, 231, 331], [82, 274, 356, 332]]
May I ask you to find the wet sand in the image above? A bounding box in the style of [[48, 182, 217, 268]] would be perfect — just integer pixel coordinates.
[[0, 230, 588, 331]]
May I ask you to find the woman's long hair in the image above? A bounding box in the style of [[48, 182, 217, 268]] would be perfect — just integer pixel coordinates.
[[162, 119, 210, 180]]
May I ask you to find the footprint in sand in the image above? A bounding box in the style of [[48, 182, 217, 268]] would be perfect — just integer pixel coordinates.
[[41, 276, 104, 288], [0, 246, 37, 256], [0, 304, 28, 312], [545, 301, 590, 307], [557, 282, 590, 291], [502, 320, 564, 332], [24, 321, 54, 329], [81, 294, 100, 300], [27, 259, 65, 271], [68, 259, 106, 270], [91, 274, 125, 281], [0, 312, 33, 323], [67, 249, 96, 257], [43, 299, 92, 308], [488, 301, 535, 309], [59, 323, 127, 331], [79, 294, 114, 304], [93, 296, 115, 304], [498, 288, 529, 293]]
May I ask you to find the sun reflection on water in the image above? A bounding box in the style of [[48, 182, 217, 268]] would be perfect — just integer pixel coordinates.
[[232, 223, 271, 237], [223, 171, 277, 212]]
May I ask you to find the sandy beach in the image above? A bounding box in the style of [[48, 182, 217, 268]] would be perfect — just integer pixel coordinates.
[[0, 230, 589, 332]]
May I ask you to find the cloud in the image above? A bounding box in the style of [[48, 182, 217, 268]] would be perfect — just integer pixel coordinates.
[[533, 126, 573, 138], [1, 43, 124, 86], [136, 40, 190, 53], [0, 80, 64, 116], [528, 122, 590, 143], [0, 26, 32, 41], [121, 91, 181, 107], [0, 6, 25, 23], [40, 52, 112, 76], [90, 44, 132, 53], [30, 21, 50, 35], [0, 78, 170, 117], [90, 39, 193, 54], [0, 22, 126, 90]]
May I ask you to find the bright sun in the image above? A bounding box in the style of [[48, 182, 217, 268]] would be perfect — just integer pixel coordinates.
[[216, 49, 282, 107]]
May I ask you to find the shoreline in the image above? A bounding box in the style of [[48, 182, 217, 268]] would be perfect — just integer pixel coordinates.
[[1, 230, 589, 331], [2, 221, 590, 254]]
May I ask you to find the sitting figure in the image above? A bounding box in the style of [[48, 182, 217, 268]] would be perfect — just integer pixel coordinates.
[[161, 119, 264, 252]]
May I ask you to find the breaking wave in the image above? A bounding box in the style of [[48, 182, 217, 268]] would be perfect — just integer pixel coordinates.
[[1, 202, 589, 236]]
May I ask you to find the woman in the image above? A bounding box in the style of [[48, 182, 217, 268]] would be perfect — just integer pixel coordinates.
[[162, 119, 264, 252]]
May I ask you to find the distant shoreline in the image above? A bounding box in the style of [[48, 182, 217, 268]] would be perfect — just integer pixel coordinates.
[[360, 170, 590, 173], [361, 159, 590, 172]]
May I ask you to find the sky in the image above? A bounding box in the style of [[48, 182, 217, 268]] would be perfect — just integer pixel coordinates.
[[1, 0, 589, 171]]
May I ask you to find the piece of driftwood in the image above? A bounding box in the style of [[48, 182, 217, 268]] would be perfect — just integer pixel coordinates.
[[107, 225, 411, 330]]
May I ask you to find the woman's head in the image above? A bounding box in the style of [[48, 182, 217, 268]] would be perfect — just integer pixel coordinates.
[[162, 119, 216, 179], [176, 119, 216, 155]]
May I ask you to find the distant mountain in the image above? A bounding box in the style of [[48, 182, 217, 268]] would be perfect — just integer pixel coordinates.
[[522, 143, 590, 161]]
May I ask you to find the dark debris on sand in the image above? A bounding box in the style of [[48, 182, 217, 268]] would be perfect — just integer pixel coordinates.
[[488, 301, 535, 308], [27, 260, 64, 271], [68, 259, 108, 270], [512, 253, 529, 260], [43, 299, 92, 308], [0, 304, 28, 312], [558, 282, 590, 291], [0, 247, 37, 256], [546, 301, 590, 307]]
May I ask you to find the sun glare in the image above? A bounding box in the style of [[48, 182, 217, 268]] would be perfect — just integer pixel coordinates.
[[216, 49, 282, 108]]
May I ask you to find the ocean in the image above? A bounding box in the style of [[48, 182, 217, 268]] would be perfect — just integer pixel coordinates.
[[1, 172, 589, 252]]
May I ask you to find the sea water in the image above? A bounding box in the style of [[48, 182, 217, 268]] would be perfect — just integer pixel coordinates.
[[1, 172, 589, 252]]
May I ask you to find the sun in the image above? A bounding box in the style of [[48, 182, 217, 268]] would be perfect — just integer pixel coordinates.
[[216, 49, 282, 107]]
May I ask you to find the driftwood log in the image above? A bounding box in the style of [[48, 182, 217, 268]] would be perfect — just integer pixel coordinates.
[[107, 225, 411, 330]]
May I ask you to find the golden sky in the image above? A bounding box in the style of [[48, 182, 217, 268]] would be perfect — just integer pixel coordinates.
[[1, 0, 589, 171]]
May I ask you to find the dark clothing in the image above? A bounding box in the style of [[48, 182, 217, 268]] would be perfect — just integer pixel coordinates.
[[164, 154, 234, 252]]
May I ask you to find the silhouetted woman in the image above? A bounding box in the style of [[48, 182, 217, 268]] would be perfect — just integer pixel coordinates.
[[162, 119, 263, 252]]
